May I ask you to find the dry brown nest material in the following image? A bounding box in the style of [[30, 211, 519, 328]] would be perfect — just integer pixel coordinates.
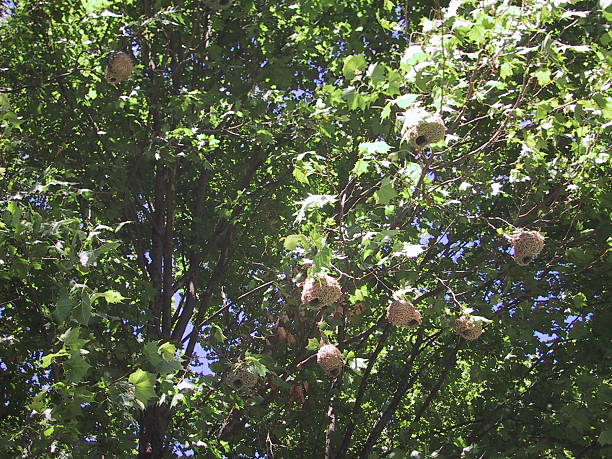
[[454, 316, 484, 340], [301, 273, 343, 309], [386, 299, 422, 328], [105, 51, 133, 84], [317, 344, 344, 377], [505, 230, 545, 266]]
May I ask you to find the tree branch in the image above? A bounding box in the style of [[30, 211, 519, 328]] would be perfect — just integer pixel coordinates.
[[357, 328, 429, 458], [335, 325, 391, 459], [403, 339, 461, 440]]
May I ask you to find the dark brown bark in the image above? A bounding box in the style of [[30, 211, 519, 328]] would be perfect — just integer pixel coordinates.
[[137, 404, 170, 459], [325, 392, 338, 459]]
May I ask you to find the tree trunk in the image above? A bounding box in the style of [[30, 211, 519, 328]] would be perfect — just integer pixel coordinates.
[[137, 404, 170, 458]]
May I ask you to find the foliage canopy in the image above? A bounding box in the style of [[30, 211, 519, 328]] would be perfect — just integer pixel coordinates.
[[1, 0, 610, 457]]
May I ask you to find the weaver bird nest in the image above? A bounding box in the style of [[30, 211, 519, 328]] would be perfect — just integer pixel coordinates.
[[454, 316, 484, 341], [317, 344, 344, 377], [104, 51, 133, 84], [505, 230, 545, 266], [386, 299, 422, 328], [301, 274, 343, 309], [225, 367, 258, 391], [400, 107, 446, 149], [203, 0, 233, 9]]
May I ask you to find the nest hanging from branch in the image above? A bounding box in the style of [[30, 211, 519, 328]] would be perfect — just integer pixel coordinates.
[[400, 107, 446, 149], [225, 367, 258, 391], [301, 273, 343, 309], [317, 344, 344, 377], [386, 299, 422, 328], [454, 316, 484, 341], [505, 230, 545, 266], [104, 51, 133, 84]]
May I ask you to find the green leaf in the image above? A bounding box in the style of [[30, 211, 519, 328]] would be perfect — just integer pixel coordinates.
[[293, 165, 310, 184], [158, 342, 176, 360], [534, 69, 551, 86], [95, 290, 126, 304], [144, 342, 181, 375], [143, 341, 163, 368], [64, 352, 91, 383], [306, 338, 319, 351], [367, 62, 386, 86], [359, 141, 391, 155], [283, 234, 306, 250], [500, 62, 514, 79], [593, 94, 612, 120], [394, 94, 418, 109], [128, 369, 156, 408], [399, 162, 422, 185], [53, 291, 74, 324], [245, 360, 267, 378], [374, 177, 397, 205], [59, 327, 88, 350], [386, 69, 403, 96], [598, 428, 612, 445], [82, 0, 112, 13], [77, 291, 92, 325], [352, 159, 370, 177], [295, 195, 337, 222], [381, 102, 392, 120], [467, 24, 486, 43], [313, 245, 332, 271], [211, 324, 226, 343], [41, 350, 69, 368], [342, 54, 367, 80], [573, 292, 587, 309], [401, 45, 427, 68]]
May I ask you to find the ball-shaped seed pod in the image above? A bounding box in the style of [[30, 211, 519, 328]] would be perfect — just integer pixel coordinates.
[[317, 344, 344, 377], [506, 230, 545, 266], [225, 367, 258, 391], [203, 0, 233, 10], [386, 299, 422, 328], [104, 51, 133, 84], [301, 274, 343, 309], [454, 316, 484, 341]]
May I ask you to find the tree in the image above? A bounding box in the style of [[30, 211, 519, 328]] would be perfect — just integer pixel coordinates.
[[1, 0, 610, 457]]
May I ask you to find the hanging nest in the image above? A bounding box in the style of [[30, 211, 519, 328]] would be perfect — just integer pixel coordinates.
[[203, 0, 233, 10], [225, 367, 258, 391], [104, 51, 133, 84], [454, 316, 483, 341], [400, 107, 446, 149], [505, 230, 545, 266], [386, 299, 422, 328], [301, 273, 343, 309], [317, 344, 344, 377]]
